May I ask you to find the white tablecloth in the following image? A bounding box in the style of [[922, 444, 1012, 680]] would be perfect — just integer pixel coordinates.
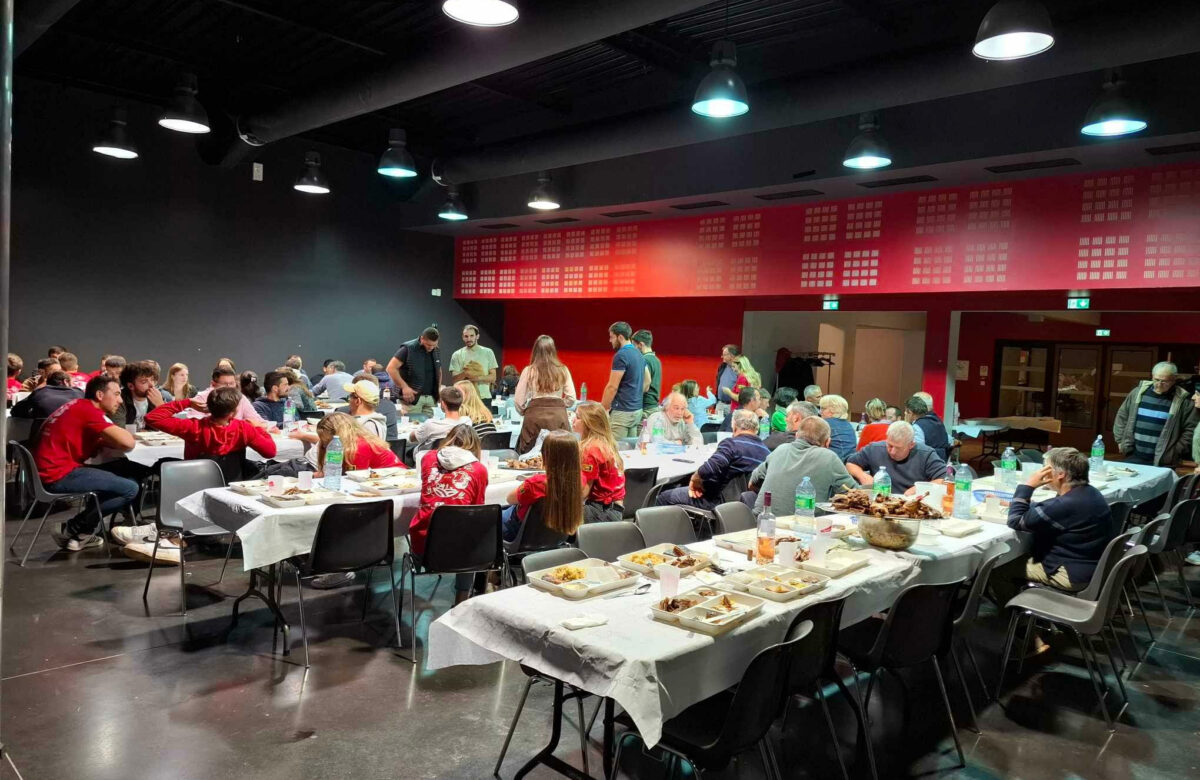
[[619, 444, 716, 485], [428, 541, 918, 747], [952, 422, 1007, 438], [971, 460, 1175, 508], [97, 435, 306, 468]]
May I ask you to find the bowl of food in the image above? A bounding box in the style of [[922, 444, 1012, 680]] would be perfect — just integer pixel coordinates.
[[858, 516, 921, 550]]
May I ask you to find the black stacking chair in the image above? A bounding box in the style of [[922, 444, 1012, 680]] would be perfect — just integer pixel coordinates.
[[478, 431, 512, 451], [501, 500, 569, 585], [948, 543, 1008, 734], [577, 521, 645, 561], [8, 442, 111, 566], [713, 501, 756, 534], [634, 506, 698, 546], [621, 467, 659, 519]]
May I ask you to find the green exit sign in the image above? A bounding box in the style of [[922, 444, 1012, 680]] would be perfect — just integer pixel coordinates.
[[822, 300, 840, 311], [1067, 297, 1091, 310], [1096, 328, 1111, 337]]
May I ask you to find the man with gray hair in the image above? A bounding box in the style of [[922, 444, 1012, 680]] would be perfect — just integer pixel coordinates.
[[763, 400, 818, 451], [1113, 361, 1197, 466], [845, 420, 946, 495], [803, 384, 823, 405], [640, 392, 703, 446], [747, 416, 855, 513], [655, 409, 769, 511], [995, 446, 1114, 596]]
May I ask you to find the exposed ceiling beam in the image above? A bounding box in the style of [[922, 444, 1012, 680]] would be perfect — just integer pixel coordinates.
[[204, 0, 389, 57], [836, 0, 900, 37], [601, 28, 704, 79], [15, 0, 83, 57]]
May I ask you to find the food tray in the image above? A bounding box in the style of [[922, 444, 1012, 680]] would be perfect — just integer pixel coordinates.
[[798, 550, 870, 578], [347, 476, 422, 497], [617, 544, 710, 577], [718, 564, 792, 591], [230, 478, 286, 496], [259, 487, 344, 508], [746, 571, 830, 602], [649, 587, 752, 624], [673, 592, 766, 635], [776, 514, 858, 538], [527, 558, 640, 599], [345, 467, 417, 482]]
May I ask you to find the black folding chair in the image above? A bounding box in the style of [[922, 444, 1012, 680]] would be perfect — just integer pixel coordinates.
[[948, 542, 1008, 734], [8, 442, 110, 566], [478, 431, 512, 451], [501, 500, 569, 585], [621, 467, 659, 519], [285, 499, 401, 667]]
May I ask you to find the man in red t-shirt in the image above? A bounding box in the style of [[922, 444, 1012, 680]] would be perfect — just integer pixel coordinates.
[[33, 375, 138, 551], [6, 352, 23, 400]]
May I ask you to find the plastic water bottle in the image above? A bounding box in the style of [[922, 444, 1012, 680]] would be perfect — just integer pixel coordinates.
[[651, 420, 665, 443], [872, 467, 891, 497], [758, 416, 770, 439], [1000, 447, 1018, 491], [1089, 435, 1106, 478], [283, 398, 297, 430], [756, 492, 777, 564], [324, 435, 344, 490], [794, 476, 815, 519], [580, 382, 588, 401], [952, 463, 975, 519]]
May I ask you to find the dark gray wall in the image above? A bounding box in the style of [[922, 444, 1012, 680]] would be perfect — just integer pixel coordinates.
[[8, 78, 501, 378]]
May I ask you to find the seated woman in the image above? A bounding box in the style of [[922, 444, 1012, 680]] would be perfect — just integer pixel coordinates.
[[572, 401, 626, 523], [501, 431, 583, 543], [313, 412, 401, 475], [856, 397, 890, 450], [678, 379, 717, 422], [455, 379, 498, 437], [770, 386, 799, 432], [408, 425, 491, 604]]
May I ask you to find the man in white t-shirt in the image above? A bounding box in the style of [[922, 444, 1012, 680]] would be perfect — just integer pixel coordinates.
[[410, 386, 472, 451], [448, 324, 498, 401]]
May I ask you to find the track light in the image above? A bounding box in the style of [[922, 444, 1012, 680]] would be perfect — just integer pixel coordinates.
[[293, 151, 331, 195], [1081, 75, 1147, 137], [378, 128, 418, 178], [438, 187, 469, 221], [93, 107, 139, 159], [973, 1, 1054, 60], [158, 73, 210, 134], [691, 40, 749, 118], [527, 171, 560, 210], [442, 0, 518, 27], [842, 113, 892, 170]]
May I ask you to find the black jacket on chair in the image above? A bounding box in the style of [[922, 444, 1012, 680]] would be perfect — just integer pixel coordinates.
[[10, 385, 82, 419]]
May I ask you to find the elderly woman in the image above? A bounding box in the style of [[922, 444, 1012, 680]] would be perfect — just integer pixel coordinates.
[[857, 397, 889, 450], [819, 394, 857, 461]]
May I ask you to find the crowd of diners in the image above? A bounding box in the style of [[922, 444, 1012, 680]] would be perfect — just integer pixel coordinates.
[[7, 327, 1200, 601]]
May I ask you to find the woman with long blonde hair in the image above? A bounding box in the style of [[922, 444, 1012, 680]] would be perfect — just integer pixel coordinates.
[[163, 363, 195, 400], [314, 412, 400, 474], [572, 401, 626, 523], [455, 379, 497, 437], [514, 334, 576, 453], [729, 355, 761, 410], [501, 431, 583, 541]]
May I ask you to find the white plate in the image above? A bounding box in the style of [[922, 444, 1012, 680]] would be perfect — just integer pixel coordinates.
[[747, 572, 829, 602], [345, 467, 417, 482], [798, 550, 870, 578], [617, 544, 710, 577], [649, 587, 730, 623], [674, 594, 764, 635], [938, 519, 984, 537], [527, 558, 639, 599], [231, 479, 276, 495]]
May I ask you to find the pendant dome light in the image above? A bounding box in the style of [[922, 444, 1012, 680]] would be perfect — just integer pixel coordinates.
[[158, 73, 210, 134], [377, 128, 418, 178], [293, 151, 331, 195], [972, 1, 1054, 60], [442, 0, 518, 27], [527, 171, 561, 210], [1081, 74, 1147, 137], [842, 113, 892, 170], [93, 107, 139, 159], [438, 187, 469, 221], [692, 40, 749, 118]]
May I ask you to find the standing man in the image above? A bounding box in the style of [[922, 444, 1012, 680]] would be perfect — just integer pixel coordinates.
[[449, 324, 498, 403], [600, 321, 646, 439], [1113, 361, 1197, 467], [633, 329, 661, 416], [716, 344, 740, 417], [388, 326, 443, 418]]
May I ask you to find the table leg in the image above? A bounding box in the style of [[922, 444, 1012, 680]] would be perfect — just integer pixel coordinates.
[[228, 562, 291, 656], [513, 679, 596, 780], [602, 698, 615, 779]]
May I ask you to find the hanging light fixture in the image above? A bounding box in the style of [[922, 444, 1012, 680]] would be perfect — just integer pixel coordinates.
[[691, 40, 749, 118], [442, 0, 518, 27], [1080, 74, 1148, 137], [527, 171, 560, 210], [158, 73, 210, 134], [92, 107, 139, 159], [293, 151, 331, 194], [842, 113, 892, 170], [438, 187, 469, 221], [377, 128, 418, 178], [972, 1, 1054, 60]]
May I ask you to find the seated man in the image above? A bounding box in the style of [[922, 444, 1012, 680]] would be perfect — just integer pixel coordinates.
[[747, 416, 856, 513], [719, 387, 764, 433], [904, 395, 950, 461], [803, 384, 823, 405], [252, 370, 290, 425], [22, 357, 60, 391], [57, 352, 91, 389], [996, 447, 1115, 597], [410, 386, 473, 451], [11, 371, 82, 419], [656, 410, 769, 511], [845, 421, 946, 495], [640, 392, 703, 446], [763, 400, 816, 451], [341, 378, 389, 440], [7, 352, 23, 399], [112, 361, 165, 431], [335, 372, 398, 439], [192, 367, 265, 423], [311, 360, 354, 401], [32, 375, 138, 551], [884, 405, 900, 422], [96, 355, 126, 381]]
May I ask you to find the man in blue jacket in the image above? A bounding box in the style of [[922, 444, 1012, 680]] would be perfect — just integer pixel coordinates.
[[656, 410, 769, 511]]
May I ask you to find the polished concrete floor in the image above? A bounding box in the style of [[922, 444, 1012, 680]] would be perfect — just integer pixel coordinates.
[[2, 510, 1198, 780]]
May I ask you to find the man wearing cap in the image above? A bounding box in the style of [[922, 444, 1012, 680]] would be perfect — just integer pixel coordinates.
[[343, 378, 389, 440]]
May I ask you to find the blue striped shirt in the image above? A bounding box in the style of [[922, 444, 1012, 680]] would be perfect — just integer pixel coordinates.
[[1133, 388, 1172, 459]]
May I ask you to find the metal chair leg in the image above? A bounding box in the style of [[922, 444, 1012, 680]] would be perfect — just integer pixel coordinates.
[[360, 566, 374, 621], [1099, 630, 1129, 704], [9, 499, 38, 555], [19, 501, 57, 567], [213, 537, 235, 586], [387, 561, 403, 648], [179, 536, 188, 616], [493, 675, 536, 777], [1173, 553, 1195, 609], [996, 610, 1021, 699], [294, 567, 310, 668], [1150, 565, 1172, 618], [1017, 613, 1037, 675], [141, 535, 162, 602], [585, 698, 602, 739], [608, 731, 633, 780], [815, 684, 851, 780], [1130, 583, 1156, 642], [963, 639, 991, 703], [931, 658, 966, 768], [1073, 630, 1114, 731], [846, 666, 879, 780], [575, 688, 590, 778], [950, 648, 981, 734]]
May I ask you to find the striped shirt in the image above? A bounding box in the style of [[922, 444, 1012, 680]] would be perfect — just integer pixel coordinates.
[[1133, 388, 1172, 460]]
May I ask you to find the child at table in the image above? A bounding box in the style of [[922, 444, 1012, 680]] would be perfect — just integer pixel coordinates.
[[408, 425, 490, 604], [312, 412, 400, 475], [146, 387, 277, 466], [501, 431, 583, 543], [572, 401, 626, 523]]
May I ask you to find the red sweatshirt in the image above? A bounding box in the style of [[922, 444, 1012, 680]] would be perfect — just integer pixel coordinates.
[[146, 399, 277, 460]]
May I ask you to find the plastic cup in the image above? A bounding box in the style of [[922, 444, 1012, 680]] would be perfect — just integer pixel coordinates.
[[655, 564, 680, 598], [1021, 462, 1040, 478], [400, 415, 410, 426], [298, 471, 313, 490], [777, 540, 798, 567], [489, 456, 500, 471], [267, 476, 285, 496], [125, 424, 138, 435]]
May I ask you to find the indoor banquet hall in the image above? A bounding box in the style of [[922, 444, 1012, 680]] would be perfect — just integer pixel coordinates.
[[4, 0, 1200, 778]]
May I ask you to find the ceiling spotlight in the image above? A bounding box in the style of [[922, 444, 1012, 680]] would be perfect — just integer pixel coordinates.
[[972, 1, 1054, 60], [527, 171, 560, 210], [93, 107, 139, 159], [378, 128, 418, 178], [842, 113, 892, 170], [1081, 75, 1148, 137], [293, 151, 331, 195], [442, 0, 518, 27], [438, 187, 469, 221], [158, 73, 210, 134], [692, 40, 749, 118]]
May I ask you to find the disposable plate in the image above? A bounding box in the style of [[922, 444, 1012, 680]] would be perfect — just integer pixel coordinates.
[[747, 571, 829, 602], [527, 558, 640, 599], [345, 467, 417, 482], [797, 550, 870, 578], [618, 544, 710, 577], [674, 592, 765, 635]]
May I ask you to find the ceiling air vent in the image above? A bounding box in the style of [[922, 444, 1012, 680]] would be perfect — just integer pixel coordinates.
[[857, 175, 937, 189], [479, 223, 519, 229], [600, 209, 653, 218], [536, 217, 579, 224], [1144, 142, 1200, 156], [756, 189, 824, 201], [985, 158, 1080, 173], [669, 200, 729, 210]]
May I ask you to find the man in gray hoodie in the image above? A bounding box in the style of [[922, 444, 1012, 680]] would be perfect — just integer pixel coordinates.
[[745, 416, 856, 513]]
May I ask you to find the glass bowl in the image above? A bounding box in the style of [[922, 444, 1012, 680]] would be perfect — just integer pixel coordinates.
[[858, 516, 921, 551]]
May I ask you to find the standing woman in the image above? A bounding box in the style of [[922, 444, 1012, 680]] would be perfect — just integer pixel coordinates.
[[163, 363, 195, 400], [514, 335, 577, 454], [572, 401, 626, 523], [455, 379, 498, 437], [501, 431, 583, 542], [729, 355, 761, 411]]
